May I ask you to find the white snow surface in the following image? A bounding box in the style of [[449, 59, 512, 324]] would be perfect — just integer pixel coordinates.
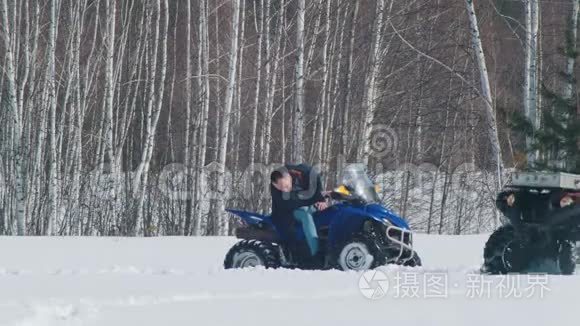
[[0, 234, 577, 326]]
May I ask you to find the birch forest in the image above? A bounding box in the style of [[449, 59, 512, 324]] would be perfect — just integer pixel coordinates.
[[0, 0, 579, 236]]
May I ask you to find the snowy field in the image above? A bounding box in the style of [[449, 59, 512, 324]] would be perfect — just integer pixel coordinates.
[[0, 234, 578, 326]]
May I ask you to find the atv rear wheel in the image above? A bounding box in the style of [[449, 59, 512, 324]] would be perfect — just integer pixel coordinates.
[[559, 241, 577, 275], [224, 240, 281, 269]]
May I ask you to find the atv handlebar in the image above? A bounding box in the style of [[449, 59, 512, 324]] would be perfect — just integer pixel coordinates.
[[543, 204, 580, 228]]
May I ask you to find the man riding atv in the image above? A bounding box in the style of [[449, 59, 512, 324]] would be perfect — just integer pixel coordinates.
[[224, 163, 421, 270], [483, 172, 580, 274], [270, 164, 329, 266], [496, 189, 579, 227]]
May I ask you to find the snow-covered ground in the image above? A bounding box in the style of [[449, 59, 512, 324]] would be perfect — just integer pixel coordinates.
[[0, 234, 577, 326]]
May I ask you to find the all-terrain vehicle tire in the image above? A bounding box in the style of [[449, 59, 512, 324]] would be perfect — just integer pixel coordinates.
[[224, 240, 281, 269], [404, 252, 422, 267], [336, 235, 384, 271], [482, 225, 522, 274], [558, 241, 577, 275]]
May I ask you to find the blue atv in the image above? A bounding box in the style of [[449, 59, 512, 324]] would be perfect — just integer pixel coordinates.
[[223, 164, 421, 271]]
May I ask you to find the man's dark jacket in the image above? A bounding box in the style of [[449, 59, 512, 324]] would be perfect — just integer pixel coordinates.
[[270, 164, 324, 242]]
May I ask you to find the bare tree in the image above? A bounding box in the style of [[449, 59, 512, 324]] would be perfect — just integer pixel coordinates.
[[465, 0, 504, 178], [565, 0, 580, 101], [214, 0, 241, 235], [292, 0, 306, 163], [133, 0, 169, 235], [342, 1, 359, 158], [1, 0, 577, 237], [360, 0, 387, 166], [0, 0, 25, 235], [524, 0, 540, 164]]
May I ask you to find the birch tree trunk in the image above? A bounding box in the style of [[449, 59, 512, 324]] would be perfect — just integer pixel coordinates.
[[192, 0, 211, 236], [249, 0, 264, 168], [281, 31, 288, 164], [182, 0, 192, 235], [102, 0, 118, 233], [263, 2, 284, 164], [133, 0, 168, 236], [233, 0, 246, 200], [524, 0, 540, 164], [305, 0, 323, 77], [212, 5, 221, 164], [465, 0, 504, 178], [325, 6, 348, 166], [342, 1, 359, 158], [314, 0, 332, 164], [0, 0, 26, 235], [565, 0, 580, 101], [46, 0, 59, 235], [215, 0, 241, 236], [258, 0, 271, 163], [293, 0, 306, 163], [104, 0, 117, 170], [70, 0, 86, 236], [360, 0, 386, 166]]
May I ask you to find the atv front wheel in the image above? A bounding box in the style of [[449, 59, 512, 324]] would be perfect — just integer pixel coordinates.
[[482, 225, 522, 274], [404, 252, 422, 267], [336, 237, 381, 271], [224, 240, 281, 269]]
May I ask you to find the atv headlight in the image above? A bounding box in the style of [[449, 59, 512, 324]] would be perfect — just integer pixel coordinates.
[[561, 195, 574, 208], [379, 220, 393, 235], [364, 220, 390, 233], [507, 193, 516, 207], [382, 219, 393, 227]]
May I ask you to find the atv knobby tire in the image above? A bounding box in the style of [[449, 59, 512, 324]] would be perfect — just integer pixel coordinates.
[[484, 225, 578, 275], [404, 251, 422, 267], [336, 235, 384, 271], [483, 225, 520, 274], [224, 240, 281, 269], [559, 241, 577, 275]]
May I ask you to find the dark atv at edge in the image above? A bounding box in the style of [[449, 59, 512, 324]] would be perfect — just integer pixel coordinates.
[[482, 172, 580, 275]]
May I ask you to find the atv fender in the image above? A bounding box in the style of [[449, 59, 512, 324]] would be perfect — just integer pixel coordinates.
[[235, 227, 280, 243], [327, 212, 368, 248]]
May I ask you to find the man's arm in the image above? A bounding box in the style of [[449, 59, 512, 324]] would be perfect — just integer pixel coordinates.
[[496, 191, 513, 215], [291, 164, 325, 202], [496, 190, 523, 226], [271, 186, 322, 212]]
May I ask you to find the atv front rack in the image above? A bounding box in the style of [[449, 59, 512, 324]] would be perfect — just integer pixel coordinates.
[[508, 171, 580, 190], [385, 225, 416, 263]]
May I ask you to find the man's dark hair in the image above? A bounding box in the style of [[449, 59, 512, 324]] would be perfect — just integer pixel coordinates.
[[270, 170, 288, 183]]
